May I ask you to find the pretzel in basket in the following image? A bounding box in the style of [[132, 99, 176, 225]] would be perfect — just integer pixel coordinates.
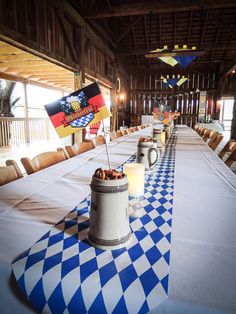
[[139, 136, 153, 143], [94, 168, 124, 180]]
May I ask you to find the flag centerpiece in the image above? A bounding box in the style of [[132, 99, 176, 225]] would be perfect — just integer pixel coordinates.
[[45, 82, 111, 138]]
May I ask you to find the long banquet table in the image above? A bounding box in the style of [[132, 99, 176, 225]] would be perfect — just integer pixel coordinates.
[[0, 125, 236, 314]]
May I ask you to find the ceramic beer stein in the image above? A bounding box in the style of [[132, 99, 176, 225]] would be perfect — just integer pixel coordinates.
[[88, 173, 131, 250], [137, 141, 158, 170], [153, 128, 163, 148]]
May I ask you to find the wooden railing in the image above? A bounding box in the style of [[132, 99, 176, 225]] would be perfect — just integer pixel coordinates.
[[0, 117, 51, 146]]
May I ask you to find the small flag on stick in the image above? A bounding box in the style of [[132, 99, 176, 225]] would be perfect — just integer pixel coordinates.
[[45, 82, 111, 138]]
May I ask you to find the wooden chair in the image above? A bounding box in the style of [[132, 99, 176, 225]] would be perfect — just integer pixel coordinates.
[[218, 140, 236, 160], [199, 128, 207, 137], [0, 161, 23, 186], [109, 132, 117, 141], [203, 129, 214, 142], [65, 141, 94, 157], [208, 133, 223, 151], [115, 130, 123, 138], [121, 129, 128, 136], [207, 131, 219, 145], [91, 135, 106, 147], [225, 147, 236, 168], [197, 127, 205, 135], [21, 150, 68, 175]]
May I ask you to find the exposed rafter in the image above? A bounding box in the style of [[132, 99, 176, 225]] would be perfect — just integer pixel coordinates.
[[187, 10, 193, 45], [208, 10, 236, 38], [145, 50, 205, 58], [83, 0, 236, 18], [116, 15, 143, 44], [119, 44, 236, 56]]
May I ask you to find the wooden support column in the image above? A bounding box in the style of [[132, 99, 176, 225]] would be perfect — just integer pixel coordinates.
[[230, 86, 236, 140], [110, 87, 117, 132], [23, 82, 30, 144]]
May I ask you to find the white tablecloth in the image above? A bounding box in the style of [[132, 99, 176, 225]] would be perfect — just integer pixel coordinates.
[[0, 126, 236, 314]]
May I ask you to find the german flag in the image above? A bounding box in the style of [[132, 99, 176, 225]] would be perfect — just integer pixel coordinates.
[[45, 82, 111, 138]]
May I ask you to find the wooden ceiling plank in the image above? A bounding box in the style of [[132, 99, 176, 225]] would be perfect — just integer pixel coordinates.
[[173, 12, 177, 45], [130, 16, 139, 65], [143, 15, 148, 49], [2, 66, 71, 72], [0, 72, 72, 91], [0, 60, 57, 67], [116, 15, 143, 43], [0, 53, 42, 62], [159, 13, 162, 48], [209, 10, 236, 38], [0, 46, 26, 54], [210, 8, 225, 64], [199, 10, 208, 48], [187, 10, 193, 45], [83, 0, 236, 18]]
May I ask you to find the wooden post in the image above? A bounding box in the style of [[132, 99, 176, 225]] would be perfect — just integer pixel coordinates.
[[230, 90, 236, 140], [110, 87, 117, 132], [23, 82, 30, 143]]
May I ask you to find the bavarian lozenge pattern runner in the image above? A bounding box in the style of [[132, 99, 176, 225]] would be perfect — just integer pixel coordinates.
[[12, 135, 176, 314]]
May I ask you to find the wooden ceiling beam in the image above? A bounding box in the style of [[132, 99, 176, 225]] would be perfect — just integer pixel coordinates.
[[130, 16, 139, 65], [208, 10, 236, 38], [144, 15, 149, 50], [83, 0, 236, 18], [199, 10, 208, 48], [146, 50, 205, 58], [116, 15, 143, 43], [159, 13, 162, 48], [187, 10, 193, 45], [130, 88, 217, 94], [120, 43, 236, 56], [173, 12, 177, 45]]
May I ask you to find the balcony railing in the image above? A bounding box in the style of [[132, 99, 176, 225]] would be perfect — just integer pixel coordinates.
[[0, 117, 51, 146]]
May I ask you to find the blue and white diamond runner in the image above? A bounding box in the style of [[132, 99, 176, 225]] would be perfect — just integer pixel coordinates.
[[12, 136, 176, 314]]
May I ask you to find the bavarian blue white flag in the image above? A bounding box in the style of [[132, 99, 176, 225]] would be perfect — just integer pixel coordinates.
[[159, 55, 197, 68], [161, 76, 188, 88]]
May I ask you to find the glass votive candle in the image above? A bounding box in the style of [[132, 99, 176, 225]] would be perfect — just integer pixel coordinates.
[[123, 163, 145, 197]]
